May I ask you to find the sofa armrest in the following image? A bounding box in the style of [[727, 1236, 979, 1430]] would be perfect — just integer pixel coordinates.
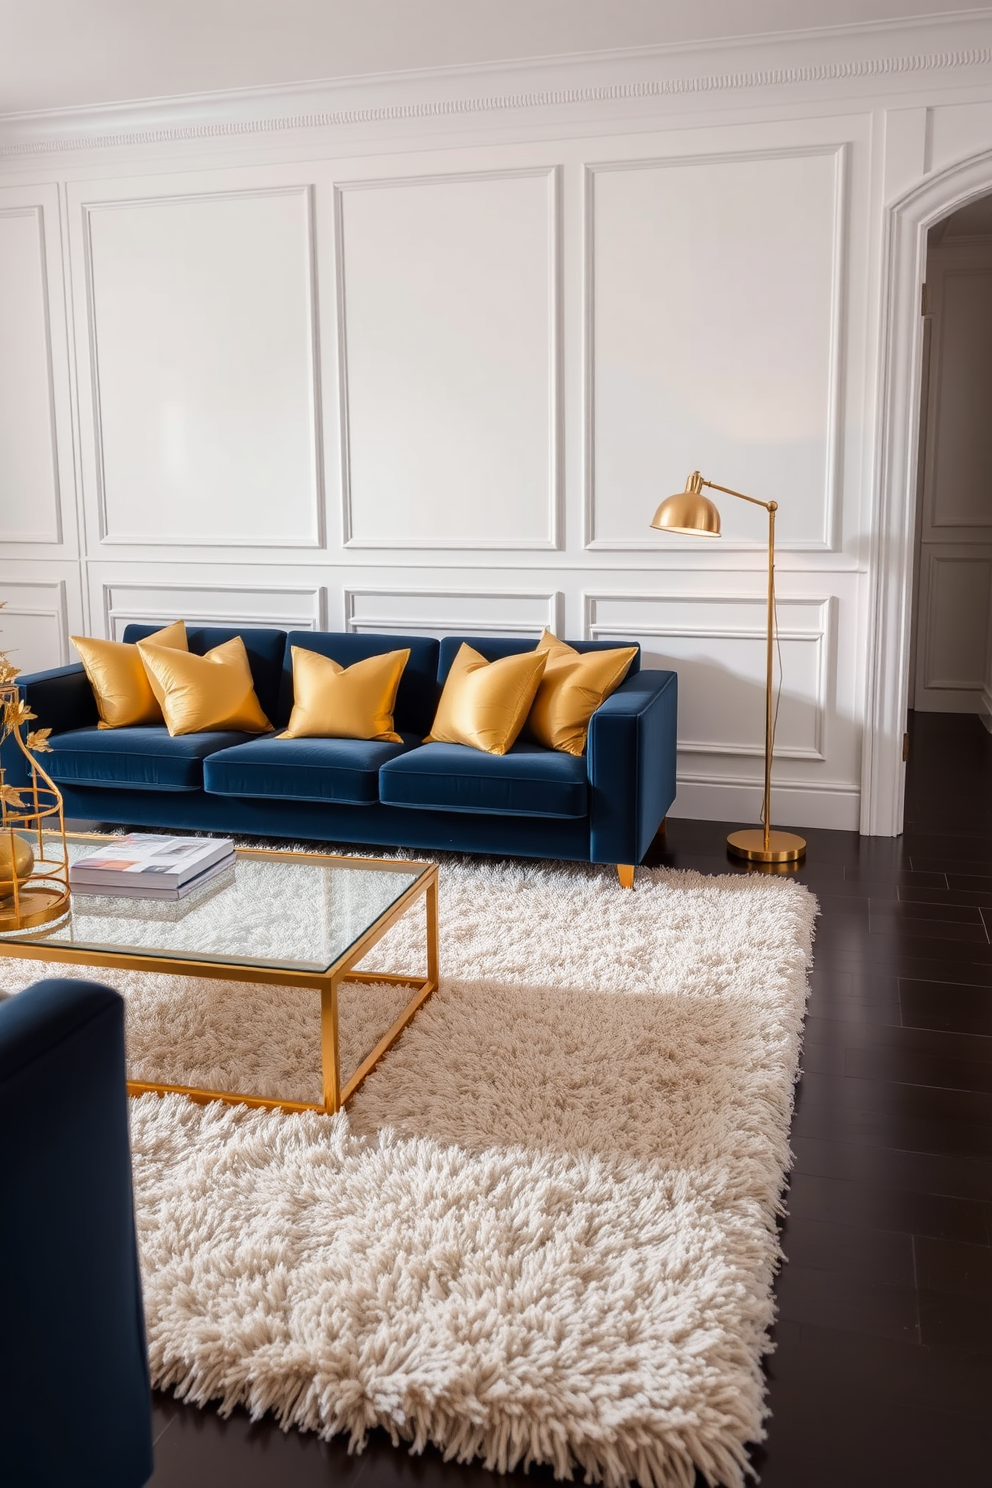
[[0, 979, 154, 1486], [0, 664, 98, 787], [17, 662, 97, 731], [586, 669, 678, 865]]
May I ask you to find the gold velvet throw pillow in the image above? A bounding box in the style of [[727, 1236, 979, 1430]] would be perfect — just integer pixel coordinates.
[[71, 620, 188, 728], [280, 646, 409, 742], [425, 644, 548, 755], [526, 630, 638, 756], [136, 635, 271, 737]]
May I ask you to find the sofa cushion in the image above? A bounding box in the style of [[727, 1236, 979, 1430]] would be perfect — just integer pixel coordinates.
[[203, 734, 420, 806], [379, 742, 588, 818], [46, 727, 260, 792], [279, 632, 441, 738], [437, 635, 641, 683], [123, 624, 288, 727]]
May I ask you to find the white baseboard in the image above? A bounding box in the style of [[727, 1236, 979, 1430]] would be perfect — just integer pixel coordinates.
[[672, 777, 860, 832]]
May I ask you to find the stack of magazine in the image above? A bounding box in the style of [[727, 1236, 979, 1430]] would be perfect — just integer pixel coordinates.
[[69, 834, 236, 900]]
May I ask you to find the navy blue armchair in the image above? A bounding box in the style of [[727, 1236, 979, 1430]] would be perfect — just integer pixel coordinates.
[[0, 978, 153, 1487]]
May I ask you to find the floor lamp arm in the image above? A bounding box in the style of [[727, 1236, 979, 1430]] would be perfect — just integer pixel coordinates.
[[699, 479, 776, 514]]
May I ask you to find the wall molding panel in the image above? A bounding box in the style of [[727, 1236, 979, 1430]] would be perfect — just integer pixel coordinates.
[[914, 551, 992, 708], [0, 579, 71, 671], [345, 586, 562, 636], [585, 592, 833, 764], [584, 142, 849, 553], [336, 166, 561, 552], [77, 180, 323, 551], [0, 204, 61, 544], [99, 581, 326, 639], [0, 183, 78, 557]]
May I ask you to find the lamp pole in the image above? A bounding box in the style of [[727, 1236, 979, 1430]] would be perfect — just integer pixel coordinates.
[[764, 502, 776, 856]]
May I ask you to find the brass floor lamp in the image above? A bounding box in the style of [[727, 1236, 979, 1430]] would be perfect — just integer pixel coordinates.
[[650, 470, 807, 866]]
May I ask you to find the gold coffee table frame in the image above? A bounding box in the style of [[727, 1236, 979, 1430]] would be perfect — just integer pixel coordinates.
[[0, 842, 439, 1117]]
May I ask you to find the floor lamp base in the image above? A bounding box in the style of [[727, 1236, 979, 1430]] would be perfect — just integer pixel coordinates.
[[727, 828, 807, 864]]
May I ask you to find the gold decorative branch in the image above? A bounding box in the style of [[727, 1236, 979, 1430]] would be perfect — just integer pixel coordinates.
[[0, 600, 52, 763]]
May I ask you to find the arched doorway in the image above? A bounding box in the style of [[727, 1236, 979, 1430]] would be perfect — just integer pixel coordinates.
[[862, 147, 992, 836], [908, 196, 992, 719]]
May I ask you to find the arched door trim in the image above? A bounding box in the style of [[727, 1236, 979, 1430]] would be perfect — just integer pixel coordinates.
[[862, 148, 992, 836]]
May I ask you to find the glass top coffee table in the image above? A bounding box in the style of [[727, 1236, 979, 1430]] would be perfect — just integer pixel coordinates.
[[0, 835, 439, 1115]]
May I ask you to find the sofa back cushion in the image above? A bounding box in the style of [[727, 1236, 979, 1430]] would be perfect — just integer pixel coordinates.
[[437, 635, 641, 684], [281, 632, 441, 738], [123, 625, 288, 727]]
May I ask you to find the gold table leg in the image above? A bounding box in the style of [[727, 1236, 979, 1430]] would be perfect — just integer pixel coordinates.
[[338, 874, 440, 1104], [320, 976, 342, 1114], [426, 871, 439, 987]]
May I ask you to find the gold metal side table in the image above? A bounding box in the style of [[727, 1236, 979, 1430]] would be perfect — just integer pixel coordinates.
[[0, 836, 439, 1115]]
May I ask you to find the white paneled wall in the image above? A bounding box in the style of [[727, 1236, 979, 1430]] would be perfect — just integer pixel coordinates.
[[3, 14, 992, 832]]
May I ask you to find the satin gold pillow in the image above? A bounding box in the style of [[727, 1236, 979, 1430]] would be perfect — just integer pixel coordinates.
[[280, 646, 410, 742], [71, 620, 188, 728], [137, 635, 271, 737], [425, 644, 548, 755], [526, 630, 638, 756]]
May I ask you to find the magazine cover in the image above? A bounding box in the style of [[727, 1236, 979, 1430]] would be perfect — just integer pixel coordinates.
[[69, 833, 234, 887], [70, 854, 236, 900]]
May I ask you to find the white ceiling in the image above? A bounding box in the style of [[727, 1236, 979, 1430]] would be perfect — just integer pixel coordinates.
[[0, 1, 986, 117]]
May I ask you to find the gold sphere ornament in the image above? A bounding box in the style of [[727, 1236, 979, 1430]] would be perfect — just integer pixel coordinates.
[[0, 833, 34, 897]]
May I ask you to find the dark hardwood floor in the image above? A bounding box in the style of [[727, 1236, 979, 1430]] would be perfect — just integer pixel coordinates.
[[144, 711, 992, 1487]]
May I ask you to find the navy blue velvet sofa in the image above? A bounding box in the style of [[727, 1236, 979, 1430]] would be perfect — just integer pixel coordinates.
[[6, 626, 678, 876]]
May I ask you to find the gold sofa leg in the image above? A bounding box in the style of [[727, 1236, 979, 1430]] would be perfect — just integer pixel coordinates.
[[617, 864, 635, 890]]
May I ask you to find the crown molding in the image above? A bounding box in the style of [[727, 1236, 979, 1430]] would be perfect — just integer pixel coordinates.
[[1, 11, 990, 162]]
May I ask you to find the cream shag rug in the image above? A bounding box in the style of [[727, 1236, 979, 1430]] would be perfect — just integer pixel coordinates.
[[1, 856, 816, 1488]]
